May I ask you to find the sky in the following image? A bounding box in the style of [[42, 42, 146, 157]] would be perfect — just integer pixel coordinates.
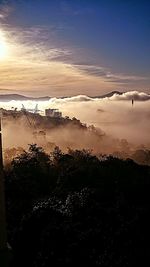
[[0, 0, 150, 97]]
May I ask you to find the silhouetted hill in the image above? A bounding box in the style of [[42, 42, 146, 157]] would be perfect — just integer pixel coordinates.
[[0, 91, 123, 101], [0, 94, 50, 101], [92, 90, 123, 99]]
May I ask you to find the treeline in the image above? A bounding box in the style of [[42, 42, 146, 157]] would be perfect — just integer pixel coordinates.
[[5, 145, 150, 266]]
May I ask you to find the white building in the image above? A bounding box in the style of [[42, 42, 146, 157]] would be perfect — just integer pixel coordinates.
[[45, 108, 62, 118]]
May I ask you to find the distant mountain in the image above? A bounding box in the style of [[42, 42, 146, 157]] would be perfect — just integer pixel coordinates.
[[0, 91, 123, 101], [0, 94, 51, 101], [92, 91, 123, 99]]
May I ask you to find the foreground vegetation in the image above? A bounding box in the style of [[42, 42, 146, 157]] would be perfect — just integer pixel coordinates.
[[5, 145, 150, 266]]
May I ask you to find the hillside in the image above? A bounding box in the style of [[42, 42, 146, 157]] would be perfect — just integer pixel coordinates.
[[0, 94, 50, 101], [92, 90, 123, 99]]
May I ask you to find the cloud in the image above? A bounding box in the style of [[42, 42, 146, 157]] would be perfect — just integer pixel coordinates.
[[56, 95, 93, 102], [110, 91, 150, 101], [47, 91, 150, 103], [0, 24, 116, 96], [75, 64, 107, 77], [0, 14, 149, 95], [0, 2, 13, 20], [75, 64, 148, 83], [0, 91, 150, 148], [2, 24, 72, 61]]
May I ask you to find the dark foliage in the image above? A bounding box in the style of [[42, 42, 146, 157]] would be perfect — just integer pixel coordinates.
[[5, 145, 150, 266]]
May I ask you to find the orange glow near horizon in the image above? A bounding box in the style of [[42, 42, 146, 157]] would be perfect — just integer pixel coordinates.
[[0, 25, 149, 96]]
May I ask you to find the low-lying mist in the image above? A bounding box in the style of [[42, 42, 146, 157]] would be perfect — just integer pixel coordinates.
[[0, 91, 150, 164]]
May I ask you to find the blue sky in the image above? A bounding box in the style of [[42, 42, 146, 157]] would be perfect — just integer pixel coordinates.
[[0, 0, 149, 96]]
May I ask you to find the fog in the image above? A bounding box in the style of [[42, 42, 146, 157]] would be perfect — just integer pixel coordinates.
[[0, 91, 150, 154]]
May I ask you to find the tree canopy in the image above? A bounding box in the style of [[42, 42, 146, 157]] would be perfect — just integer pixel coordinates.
[[5, 145, 150, 267]]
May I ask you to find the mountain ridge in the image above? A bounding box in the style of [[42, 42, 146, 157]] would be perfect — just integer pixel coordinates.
[[92, 90, 123, 99], [0, 91, 123, 101], [0, 94, 51, 101]]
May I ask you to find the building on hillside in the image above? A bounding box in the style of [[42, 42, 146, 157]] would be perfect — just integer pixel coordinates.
[[45, 108, 62, 118]]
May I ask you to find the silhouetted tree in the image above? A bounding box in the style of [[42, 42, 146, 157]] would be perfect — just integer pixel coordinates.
[[4, 145, 150, 267]]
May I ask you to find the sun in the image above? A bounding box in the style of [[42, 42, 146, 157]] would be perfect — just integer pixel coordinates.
[[0, 31, 9, 60]]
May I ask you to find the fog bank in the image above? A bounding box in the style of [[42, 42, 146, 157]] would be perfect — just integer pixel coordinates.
[[0, 91, 150, 147]]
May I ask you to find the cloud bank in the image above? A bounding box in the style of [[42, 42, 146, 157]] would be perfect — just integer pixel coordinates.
[[0, 91, 150, 148], [110, 91, 150, 101]]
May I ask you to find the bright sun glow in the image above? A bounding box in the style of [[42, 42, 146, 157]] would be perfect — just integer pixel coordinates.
[[0, 31, 9, 60]]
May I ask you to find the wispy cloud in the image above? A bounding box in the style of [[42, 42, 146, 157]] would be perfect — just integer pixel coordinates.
[[74, 64, 148, 83], [0, 9, 149, 96], [0, 23, 115, 95], [0, 1, 13, 20], [2, 24, 72, 61]]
